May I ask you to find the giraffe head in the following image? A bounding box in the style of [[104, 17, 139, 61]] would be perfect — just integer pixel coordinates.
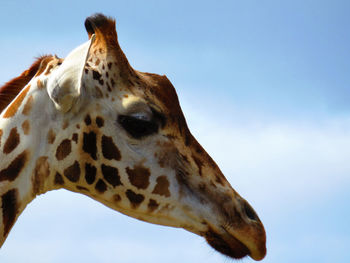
[[1, 14, 266, 260]]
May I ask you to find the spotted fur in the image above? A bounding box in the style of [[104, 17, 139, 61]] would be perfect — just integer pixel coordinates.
[[3, 127, 20, 154], [1, 189, 19, 237], [0, 13, 266, 261], [0, 151, 27, 182]]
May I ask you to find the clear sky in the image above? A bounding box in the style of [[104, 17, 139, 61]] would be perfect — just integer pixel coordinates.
[[0, 1, 349, 262]]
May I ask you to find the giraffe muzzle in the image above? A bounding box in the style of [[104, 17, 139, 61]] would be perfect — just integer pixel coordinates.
[[205, 227, 250, 259], [204, 219, 266, 261]]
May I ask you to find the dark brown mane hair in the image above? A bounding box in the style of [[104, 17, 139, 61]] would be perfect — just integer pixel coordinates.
[[0, 55, 52, 113]]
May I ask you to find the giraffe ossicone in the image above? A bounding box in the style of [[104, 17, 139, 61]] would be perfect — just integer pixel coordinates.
[[0, 14, 266, 260]]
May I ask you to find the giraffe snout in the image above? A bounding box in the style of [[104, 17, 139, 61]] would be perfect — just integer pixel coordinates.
[[220, 197, 267, 261], [199, 191, 266, 261]]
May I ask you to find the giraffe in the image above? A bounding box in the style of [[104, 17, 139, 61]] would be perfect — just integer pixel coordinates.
[[0, 14, 266, 260]]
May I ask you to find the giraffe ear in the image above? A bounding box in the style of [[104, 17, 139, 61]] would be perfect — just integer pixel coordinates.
[[47, 35, 95, 113]]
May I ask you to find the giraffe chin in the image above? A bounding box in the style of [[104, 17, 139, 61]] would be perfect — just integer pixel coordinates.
[[204, 229, 251, 260]]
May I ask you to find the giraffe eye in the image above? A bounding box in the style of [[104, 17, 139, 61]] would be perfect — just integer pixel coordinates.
[[118, 114, 159, 139]]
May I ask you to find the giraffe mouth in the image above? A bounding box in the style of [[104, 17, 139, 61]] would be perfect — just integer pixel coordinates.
[[204, 227, 250, 260]]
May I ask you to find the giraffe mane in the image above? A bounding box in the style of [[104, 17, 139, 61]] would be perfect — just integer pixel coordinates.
[[0, 55, 53, 113]]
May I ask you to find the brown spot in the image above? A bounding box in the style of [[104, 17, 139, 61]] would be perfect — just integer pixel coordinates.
[[126, 165, 150, 190], [72, 133, 78, 143], [92, 70, 102, 81], [83, 131, 97, 160], [95, 86, 103, 98], [37, 79, 43, 89], [62, 120, 69, 130], [126, 189, 145, 208], [0, 151, 27, 182], [32, 156, 50, 195], [47, 129, 56, 144], [95, 58, 100, 66], [215, 174, 225, 186], [101, 135, 121, 161], [85, 163, 96, 185], [1, 189, 19, 237], [193, 155, 203, 176], [3, 127, 20, 154], [84, 115, 92, 125], [3, 85, 30, 118], [176, 170, 193, 197], [111, 78, 115, 87], [113, 194, 121, 202], [63, 161, 80, 182], [152, 176, 171, 197], [107, 62, 112, 69], [95, 179, 107, 193], [76, 124, 80, 129], [184, 133, 191, 146], [107, 83, 112, 92], [22, 95, 33, 115], [95, 116, 104, 128], [148, 199, 159, 212], [56, 139, 71, 160], [101, 164, 122, 187], [195, 144, 203, 154], [54, 172, 64, 185], [21, 120, 30, 135]]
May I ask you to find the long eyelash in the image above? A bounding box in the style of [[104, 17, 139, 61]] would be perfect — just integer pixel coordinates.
[[118, 115, 159, 139]]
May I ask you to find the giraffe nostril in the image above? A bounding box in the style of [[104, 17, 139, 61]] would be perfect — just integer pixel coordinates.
[[243, 200, 260, 222]]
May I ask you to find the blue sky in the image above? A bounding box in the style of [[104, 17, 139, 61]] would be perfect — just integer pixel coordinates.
[[0, 1, 349, 262]]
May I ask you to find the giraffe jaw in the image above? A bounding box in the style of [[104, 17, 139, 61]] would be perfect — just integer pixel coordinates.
[[203, 225, 266, 261], [205, 228, 250, 260]]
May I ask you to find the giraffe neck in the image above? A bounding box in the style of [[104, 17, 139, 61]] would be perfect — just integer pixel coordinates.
[[0, 79, 64, 247]]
